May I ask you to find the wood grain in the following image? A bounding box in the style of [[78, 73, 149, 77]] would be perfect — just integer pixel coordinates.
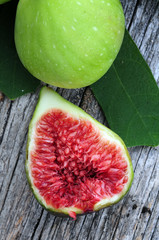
[[0, 0, 159, 239]]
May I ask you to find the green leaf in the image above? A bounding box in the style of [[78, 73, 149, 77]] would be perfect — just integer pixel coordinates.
[[0, 0, 40, 100], [0, 0, 11, 5], [91, 30, 159, 147]]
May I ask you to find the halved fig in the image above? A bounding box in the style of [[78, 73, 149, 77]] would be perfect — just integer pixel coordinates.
[[26, 87, 134, 219]]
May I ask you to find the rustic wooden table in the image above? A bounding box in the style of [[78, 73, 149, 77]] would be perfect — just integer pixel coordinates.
[[0, 0, 159, 239]]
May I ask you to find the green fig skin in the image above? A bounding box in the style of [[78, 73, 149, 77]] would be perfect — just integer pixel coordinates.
[[15, 0, 125, 88], [26, 87, 134, 219]]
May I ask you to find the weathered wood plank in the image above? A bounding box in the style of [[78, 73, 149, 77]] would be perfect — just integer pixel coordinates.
[[0, 0, 159, 239]]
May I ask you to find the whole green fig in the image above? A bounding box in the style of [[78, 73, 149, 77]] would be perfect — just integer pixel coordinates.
[[15, 0, 125, 88]]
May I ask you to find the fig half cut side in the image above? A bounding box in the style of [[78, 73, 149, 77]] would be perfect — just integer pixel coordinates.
[[26, 87, 134, 219]]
